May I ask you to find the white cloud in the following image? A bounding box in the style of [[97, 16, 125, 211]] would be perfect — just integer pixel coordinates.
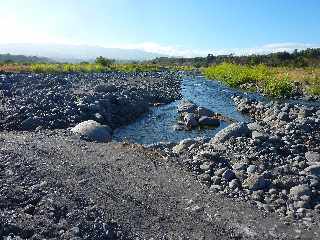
[[110, 42, 320, 57]]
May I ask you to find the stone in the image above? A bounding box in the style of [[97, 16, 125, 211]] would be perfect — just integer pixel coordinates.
[[183, 113, 198, 129], [71, 120, 112, 142], [247, 165, 258, 174], [210, 123, 250, 144], [197, 107, 214, 117], [178, 100, 197, 114], [243, 174, 269, 191], [198, 116, 220, 127], [251, 131, 267, 140], [20, 117, 42, 131], [229, 179, 241, 189], [289, 185, 311, 200], [305, 151, 320, 165], [222, 169, 236, 181], [304, 165, 320, 177]]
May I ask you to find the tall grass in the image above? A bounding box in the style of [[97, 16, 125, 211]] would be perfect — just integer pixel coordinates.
[[202, 63, 293, 97]]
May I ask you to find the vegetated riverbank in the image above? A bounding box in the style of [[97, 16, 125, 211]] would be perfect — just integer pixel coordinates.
[[0, 71, 181, 132], [203, 63, 320, 99]]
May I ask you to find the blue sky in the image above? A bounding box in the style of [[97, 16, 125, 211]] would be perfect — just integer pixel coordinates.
[[1, 0, 320, 56]]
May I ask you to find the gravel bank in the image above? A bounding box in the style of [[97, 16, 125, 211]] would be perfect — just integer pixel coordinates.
[[0, 72, 181, 131], [160, 95, 320, 234]]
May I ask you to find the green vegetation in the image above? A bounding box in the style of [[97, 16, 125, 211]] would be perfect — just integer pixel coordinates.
[[95, 56, 114, 66], [150, 48, 320, 68], [203, 63, 294, 97]]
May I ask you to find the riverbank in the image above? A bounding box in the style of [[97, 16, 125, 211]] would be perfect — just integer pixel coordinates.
[[203, 63, 320, 99], [0, 72, 181, 131]]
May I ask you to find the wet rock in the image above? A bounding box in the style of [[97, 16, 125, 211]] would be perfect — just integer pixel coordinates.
[[177, 100, 197, 114], [71, 120, 112, 142], [198, 116, 220, 127], [183, 113, 198, 129]]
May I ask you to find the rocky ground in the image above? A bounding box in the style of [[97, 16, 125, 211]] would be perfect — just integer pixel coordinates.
[[1, 72, 320, 239], [0, 72, 181, 131], [159, 96, 320, 234], [1, 130, 320, 240]]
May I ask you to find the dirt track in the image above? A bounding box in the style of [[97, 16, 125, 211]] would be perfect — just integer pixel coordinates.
[[1, 130, 319, 239]]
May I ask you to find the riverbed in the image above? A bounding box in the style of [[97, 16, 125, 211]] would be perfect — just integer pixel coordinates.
[[113, 76, 261, 144]]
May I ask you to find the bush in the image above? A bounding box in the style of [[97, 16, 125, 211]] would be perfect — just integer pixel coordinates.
[[95, 56, 114, 67], [203, 63, 294, 97], [263, 75, 293, 97]]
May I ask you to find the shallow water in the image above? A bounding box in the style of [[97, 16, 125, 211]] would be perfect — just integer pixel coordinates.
[[113, 76, 261, 145]]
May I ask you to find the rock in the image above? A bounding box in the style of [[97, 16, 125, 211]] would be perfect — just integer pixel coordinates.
[[243, 174, 269, 191], [278, 112, 289, 121], [71, 120, 112, 142], [197, 107, 214, 117], [20, 117, 42, 131], [232, 162, 247, 171], [251, 131, 267, 140], [229, 179, 241, 189], [198, 116, 220, 127], [247, 165, 258, 174], [178, 100, 197, 114], [172, 138, 196, 154], [304, 165, 320, 177], [305, 151, 320, 165], [183, 113, 198, 129], [247, 122, 263, 131], [289, 184, 311, 200], [222, 169, 236, 181], [210, 123, 250, 144]]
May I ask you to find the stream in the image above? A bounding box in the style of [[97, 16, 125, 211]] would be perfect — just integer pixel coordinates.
[[113, 76, 264, 145]]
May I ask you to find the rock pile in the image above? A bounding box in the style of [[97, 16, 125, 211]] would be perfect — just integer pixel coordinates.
[[165, 96, 320, 224], [175, 100, 221, 130], [0, 72, 181, 132]]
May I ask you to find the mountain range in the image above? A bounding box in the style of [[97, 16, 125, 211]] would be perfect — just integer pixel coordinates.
[[0, 43, 165, 62]]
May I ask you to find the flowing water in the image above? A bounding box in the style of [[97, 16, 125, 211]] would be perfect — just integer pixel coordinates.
[[113, 76, 262, 145]]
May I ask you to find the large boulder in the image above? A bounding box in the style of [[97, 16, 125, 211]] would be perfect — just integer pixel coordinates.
[[210, 123, 250, 144], [198, 116, 220, 127], [71, 120, 112, 142]]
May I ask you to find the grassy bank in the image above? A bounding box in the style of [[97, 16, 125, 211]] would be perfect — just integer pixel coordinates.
[[0, 62, 196, 74], [0, 63, 166, 73], [202, 63, 320, 97]]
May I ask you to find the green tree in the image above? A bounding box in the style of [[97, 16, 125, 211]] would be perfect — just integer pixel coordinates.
[[95, 56, 114, 66]]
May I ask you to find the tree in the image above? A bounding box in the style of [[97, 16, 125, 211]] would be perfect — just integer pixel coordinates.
[[95, 56, 114, 66]]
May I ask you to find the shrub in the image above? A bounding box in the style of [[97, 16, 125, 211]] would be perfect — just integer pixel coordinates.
[[263, 74, 293, 97]]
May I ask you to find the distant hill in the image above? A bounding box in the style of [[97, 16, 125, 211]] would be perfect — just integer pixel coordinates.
[[0, 53, 52, 63], [0, 43, 165, 62]]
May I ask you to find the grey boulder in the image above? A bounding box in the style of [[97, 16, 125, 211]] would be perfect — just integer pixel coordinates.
[[210, 123, 250, 144], [71, 120, 112, 142], [198, 116, 220, 127]]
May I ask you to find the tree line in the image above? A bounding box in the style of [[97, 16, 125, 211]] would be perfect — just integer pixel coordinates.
[[149, 48, 320, 68]]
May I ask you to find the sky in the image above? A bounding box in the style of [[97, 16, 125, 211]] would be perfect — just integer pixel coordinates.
[[1, 0, 320, 57]]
